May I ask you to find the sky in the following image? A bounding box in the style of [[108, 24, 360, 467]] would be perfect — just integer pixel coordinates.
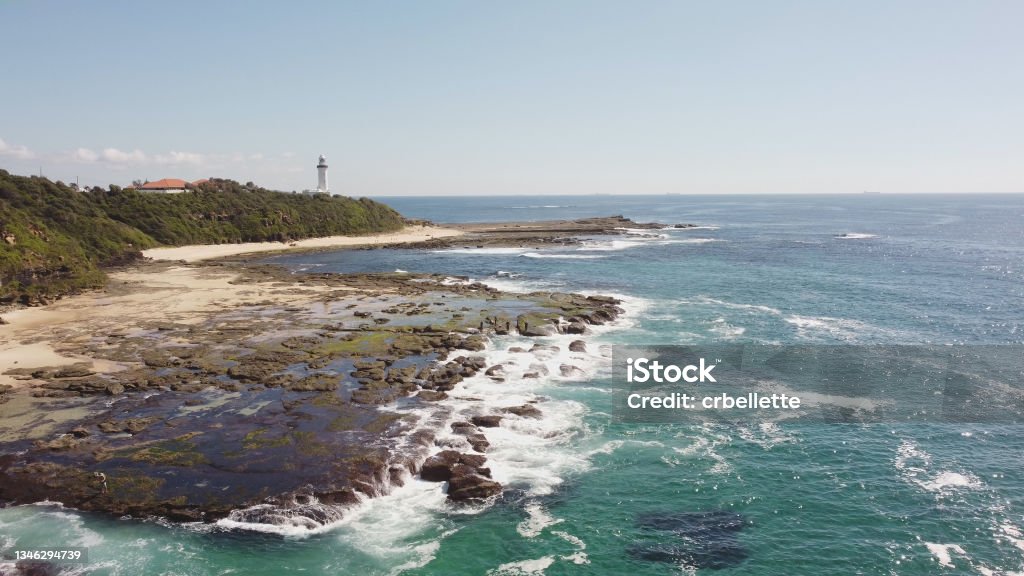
[[1, 0, 1022, 195]]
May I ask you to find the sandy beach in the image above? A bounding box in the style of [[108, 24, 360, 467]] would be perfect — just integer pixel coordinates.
[[142, 224, 463, 262], [0, 264, 353, 390]]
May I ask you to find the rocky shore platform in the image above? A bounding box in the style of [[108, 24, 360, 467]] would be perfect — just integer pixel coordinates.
[[0, 217, 671, 526], [395, 215, 695, 250]]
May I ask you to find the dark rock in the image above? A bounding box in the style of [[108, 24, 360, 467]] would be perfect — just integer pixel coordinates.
[[33, 435, 79, 451], [528, 363, 550, 376], [450, 421, 477, 434], [461, 335, 486, 351], [351, 388, 396, 404], [287, 374, 340, 391], [517, 314, 556, 337], [352, 367, 385, 380], [466, 434, 489, 453], [420, 450, 461, 481], [141, 352, 175, 368], [560, 364, 585, 377], [471, 415, 503, 428], [569, 340, 587, 352], [226, 362, 278, 382], [97, 417, 157, 434], [13, 560, 62, 576], [447, 473, 502, 501], [529, 343, 560, 355], [386, 365, 418, 384], [458, 453, 487, 468], [565, 321, 588, 335], [416, 390, 449, 402], [420, 451, 489, 483], [503, 404, 542, 418]]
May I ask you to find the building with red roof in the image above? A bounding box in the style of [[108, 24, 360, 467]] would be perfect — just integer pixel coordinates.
[[137, 178, 208, 193]]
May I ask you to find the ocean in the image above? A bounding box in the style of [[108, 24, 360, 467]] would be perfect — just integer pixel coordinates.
[[3, 194, 1023, 575]]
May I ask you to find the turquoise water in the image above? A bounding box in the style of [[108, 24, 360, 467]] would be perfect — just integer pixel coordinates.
[[3, 194, 1024, 574]]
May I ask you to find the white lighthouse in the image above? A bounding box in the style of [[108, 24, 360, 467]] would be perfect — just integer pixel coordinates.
[[316, 154, 329, 194]]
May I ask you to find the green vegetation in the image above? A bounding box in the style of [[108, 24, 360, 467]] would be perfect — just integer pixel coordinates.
[[0, 170, 156, 304], [0, 170, 406, 304], [92, 178, 404, 245]]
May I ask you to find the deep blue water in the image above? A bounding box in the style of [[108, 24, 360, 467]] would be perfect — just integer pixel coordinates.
[[3, 194, 1023, 575]]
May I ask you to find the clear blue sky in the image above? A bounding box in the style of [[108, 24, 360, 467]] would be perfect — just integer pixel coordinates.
[[1, 0, 1021, 195]]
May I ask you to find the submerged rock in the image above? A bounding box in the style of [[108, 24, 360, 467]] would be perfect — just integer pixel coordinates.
[[630, 510, 749, 569], [560, 364, 585, 377]]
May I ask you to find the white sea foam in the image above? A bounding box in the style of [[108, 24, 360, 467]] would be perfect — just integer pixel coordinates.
[[894, 440, 983, 494], [999, 523, 1024, 553], [488, 556, 556, 575], [518, 502, 563, 538], [521, 253, 606, 259], [708, 317, 746, 339], [735, 423, 796, 449], [434, 247, 531, 255], [924, 542, 968, 568], [553, 530, 590, 565], [579, 239, 647, 251], [672, 427, 733, 474], [578, 237, 721, 252], [921, 471, 984, 492], [838, 232, 880, 239], [784, 314, 899, 342], [614, 227, 670, 237], [677, 238, 723, 244], [677, 296, 782, 316], [482, 276, 565, 294]]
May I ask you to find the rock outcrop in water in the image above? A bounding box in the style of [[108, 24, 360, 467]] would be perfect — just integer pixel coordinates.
[[0, 263, 624, 525], [629, 510, 749, 569]]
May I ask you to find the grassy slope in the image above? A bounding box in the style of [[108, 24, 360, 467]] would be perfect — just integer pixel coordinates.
[[0, 170, 406, 304], [92, 179, 405, 245]]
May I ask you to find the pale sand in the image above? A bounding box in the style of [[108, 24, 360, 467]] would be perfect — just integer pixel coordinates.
[[0, 265, 366, 389], [142, 225, 462, 263]]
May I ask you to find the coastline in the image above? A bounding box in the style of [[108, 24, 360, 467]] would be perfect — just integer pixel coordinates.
[[141, 224, 464, 263], [0, 217, 645, 525]]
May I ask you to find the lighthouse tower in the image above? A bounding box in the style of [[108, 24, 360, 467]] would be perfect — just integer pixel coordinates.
[[316, 154, 329, 194]]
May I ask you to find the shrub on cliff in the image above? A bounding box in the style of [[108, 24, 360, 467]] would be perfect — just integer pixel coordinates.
[[0, 171, 406, 303], [0, 170, 156, 304], [92, 179, 405, 245]]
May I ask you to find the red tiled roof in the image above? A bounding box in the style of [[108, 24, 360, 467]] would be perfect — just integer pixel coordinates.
[[140, 178, 188, 189], [191, 178, 209, 186]]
